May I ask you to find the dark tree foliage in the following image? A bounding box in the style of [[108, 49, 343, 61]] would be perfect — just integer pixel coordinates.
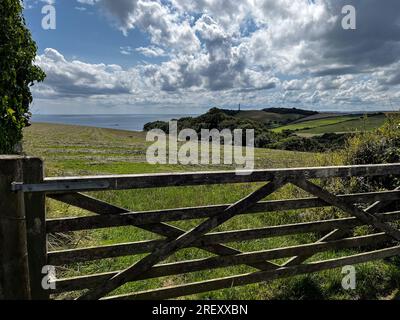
[[144, 107, 284, 147], [262, 107, 318, 116], [0, 0, 45, 154], [144, 108, 348, 152]]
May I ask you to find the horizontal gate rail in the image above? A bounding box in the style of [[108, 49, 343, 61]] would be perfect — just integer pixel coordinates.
[[53, 232, 392, 293], [282, 185, 400, 267], [46, 190, 400, 233], [103, 245, 400, 300], [47, 211, 400, 265], [11, 163, 400, 193], [78, 179, 288, 300], [7, 159, 400, 300]]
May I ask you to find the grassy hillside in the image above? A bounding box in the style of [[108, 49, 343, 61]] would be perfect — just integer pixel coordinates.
[[22, 123, 400, 300], [290, 113, 347, 124], [23, 123, 319, 176], [272, 115, 361, 133], [298, 114, 387, 135], [144, 108, 391, 152]]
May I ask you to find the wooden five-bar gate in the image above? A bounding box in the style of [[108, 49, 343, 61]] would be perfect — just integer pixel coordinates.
[[1, 155, 400, 300]]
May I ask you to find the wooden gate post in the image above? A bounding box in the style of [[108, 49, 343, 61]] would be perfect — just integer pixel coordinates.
[[0, 156, 31, 300], [23, 157, 49, 300]]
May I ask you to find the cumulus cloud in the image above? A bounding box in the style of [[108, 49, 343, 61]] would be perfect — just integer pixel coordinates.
[[83, 0, 200, 53], [36, 0, 400, 110], [135, 46, 166, 58], [35, 48, 138, 97]]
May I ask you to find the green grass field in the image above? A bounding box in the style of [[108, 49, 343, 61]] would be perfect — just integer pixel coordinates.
[[273, 113, 388, 136], [24, 123, 321, 176], [22, 123, 400, 300], [272, 115, 361, 133], [297, 114, 387, 135]]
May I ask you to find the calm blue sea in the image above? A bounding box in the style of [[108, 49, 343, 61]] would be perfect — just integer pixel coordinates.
[[31, 114, 195, 132]]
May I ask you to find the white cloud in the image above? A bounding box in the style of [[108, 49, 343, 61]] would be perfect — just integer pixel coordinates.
[[135, 46, 166, 58], [37, 0, 400, 111], [35, 48, 138, 97], [120, 46, 134, 55], [24, 0, 56, 9], [76, 0, 96, 4]]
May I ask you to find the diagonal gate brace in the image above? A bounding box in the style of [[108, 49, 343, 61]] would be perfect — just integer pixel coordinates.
[[283, 186, 400, 267], [50, 193, 279, 281], [77, 178, 287, 300], [291, 179, 400, 242]]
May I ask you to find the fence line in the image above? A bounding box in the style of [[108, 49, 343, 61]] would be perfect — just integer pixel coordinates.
[[1, 156, 400, 300]]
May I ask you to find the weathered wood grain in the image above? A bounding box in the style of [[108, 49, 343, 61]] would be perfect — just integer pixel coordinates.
[[13, 163, 400, 193], [291, 179, 400, 241], [48, 211, 400, 265], [104, 245, 400, 300], [5, 160, 400, 300], [47, 190, 400, 233], [0, 156, 31, 300], [49, 193, 280, 277], [23, 158, 49, 300], [77, 179, 287, 300], [47, 193, 279, 268], [53, 232, 390, 293], [283, 185, 400, 267]]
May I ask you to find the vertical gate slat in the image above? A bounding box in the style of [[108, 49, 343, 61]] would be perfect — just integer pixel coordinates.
[[24, 157, 49, 300]]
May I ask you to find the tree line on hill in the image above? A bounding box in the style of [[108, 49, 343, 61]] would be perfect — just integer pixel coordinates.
[[144, 108, 348, 152]]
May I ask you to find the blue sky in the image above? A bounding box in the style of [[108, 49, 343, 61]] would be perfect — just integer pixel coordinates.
[[25, 1, 164, 68], [24, 0, 400, 114]]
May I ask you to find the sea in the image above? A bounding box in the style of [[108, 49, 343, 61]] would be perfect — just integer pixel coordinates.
[[31, 114, 195, 132]]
